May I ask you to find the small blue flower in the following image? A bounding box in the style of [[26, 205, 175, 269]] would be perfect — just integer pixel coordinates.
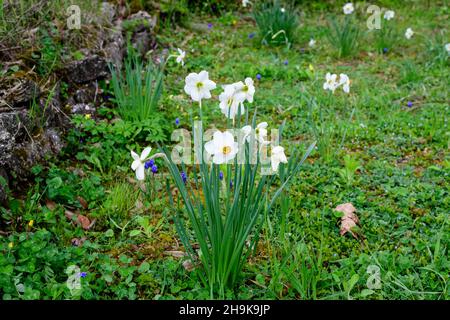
[[181, 171, 187, 184], [256, 74, 261, 80], [208, 23, 213, 29], [219, 171, 224, 180], [175, 118, 180, 126], [407, 101, 413, 108], [230, 181, 233, 189], [284, 60, 288, 65], [248, 32, 255, 39], [145, 159, 155, 170], [79, 272, 87, 278], [151, 164, 158, 174], [383, 47, 388, 54]]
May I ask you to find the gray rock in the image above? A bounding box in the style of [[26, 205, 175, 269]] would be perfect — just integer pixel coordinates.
[[123, 11, 157, 56], [0, 77, 40, 109], [0, 167, 8, 205], [71, 103, 95, 115], [103, 25, 125, 69], [101, 2, 116, 25], [65, 55, 108, 84], [74, 84, 97, 104]]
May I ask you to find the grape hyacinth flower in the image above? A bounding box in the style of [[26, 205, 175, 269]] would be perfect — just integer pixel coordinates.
[[219, 171, 224, 180], [407, 101, 413, 108], [256, 74, 261, 80], [79, 272, 87, 278], [175, 118, 180, 126], [151, 165, 158, 174], [181, 171, 187, 184], [383, 47, 388, 54], [284, 60, 288, 65], [208, 23, 213, 29], [248, 32, 255, 39], [145, 159, 155, 170]]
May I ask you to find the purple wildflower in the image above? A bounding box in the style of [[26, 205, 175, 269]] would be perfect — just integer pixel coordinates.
[[407, 101, 413, 108], [256, 74, 261, 80], [175, 118, 180, 126], [151, 165, 158, 174], [181, 171, 187, 184], [219, 171, 224, 180], [145, 159, 155, 170], [208, 23, 213, 29], [79, 272, 87, 278]]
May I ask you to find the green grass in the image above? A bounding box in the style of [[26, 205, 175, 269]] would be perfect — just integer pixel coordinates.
[[0, 1, 449, 300]]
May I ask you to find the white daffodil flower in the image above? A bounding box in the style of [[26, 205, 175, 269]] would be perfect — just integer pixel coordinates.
[[205, 131, 239, 164], [323, 72, 338, 92], [131, 147, 152, 181], [445, 43, 450, 54], [384, 10, 395, 20], [309, 38, 316, 47], [281, 7, 285, 13], [219, 84, 245, 119], [242, 0, 251, 7], [184, 71, 216, 102], [343, 3, 354, 15], [271, 146, 288, 172], [241, 122, 270, 145], [176, 48, 186, 66], [405, 28, 414, 39], [234, 77, 255, 103], [339, 73, 350, 93]]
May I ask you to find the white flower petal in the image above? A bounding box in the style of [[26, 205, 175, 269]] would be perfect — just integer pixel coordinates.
[[131, 159, 141, 171], [205, 140, 217, 155], [131, 150, 140, 161], [140, 147, 152, 161], [136, 165, 145, 181]]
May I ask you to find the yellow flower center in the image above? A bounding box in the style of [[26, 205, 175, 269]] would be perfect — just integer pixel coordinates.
[[222, 146, 232, 155], [196, 82, 203, 89], [243, 85, 248, 92]]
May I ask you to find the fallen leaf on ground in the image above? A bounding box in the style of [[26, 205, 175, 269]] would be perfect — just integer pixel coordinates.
[[77, 196, 88, 210], [164, 250, 187, 258], [46, 200, 57, 211], [182, 260, 195, 272], [335, 202, 360, 239], [77, 214, 91, 229], [71, 237, 87, 247], [65, 210, 75, 220]]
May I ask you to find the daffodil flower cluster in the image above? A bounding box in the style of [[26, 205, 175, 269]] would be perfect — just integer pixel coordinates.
[[183, 71, 287, 172], [323, 72, 351, 93], [129, 67, 313, 297]]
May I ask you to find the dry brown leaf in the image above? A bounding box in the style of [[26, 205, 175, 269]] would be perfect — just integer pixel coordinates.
[[335, 203, 360, 239], [77, 196, 88, 210], [65, 210, 75, 220], [46, 199, 57, 211], [182, 260, 195, 272], [71, 237, 87, 247], [164, 250, 187, 258], [77, 214, 91, 230]]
